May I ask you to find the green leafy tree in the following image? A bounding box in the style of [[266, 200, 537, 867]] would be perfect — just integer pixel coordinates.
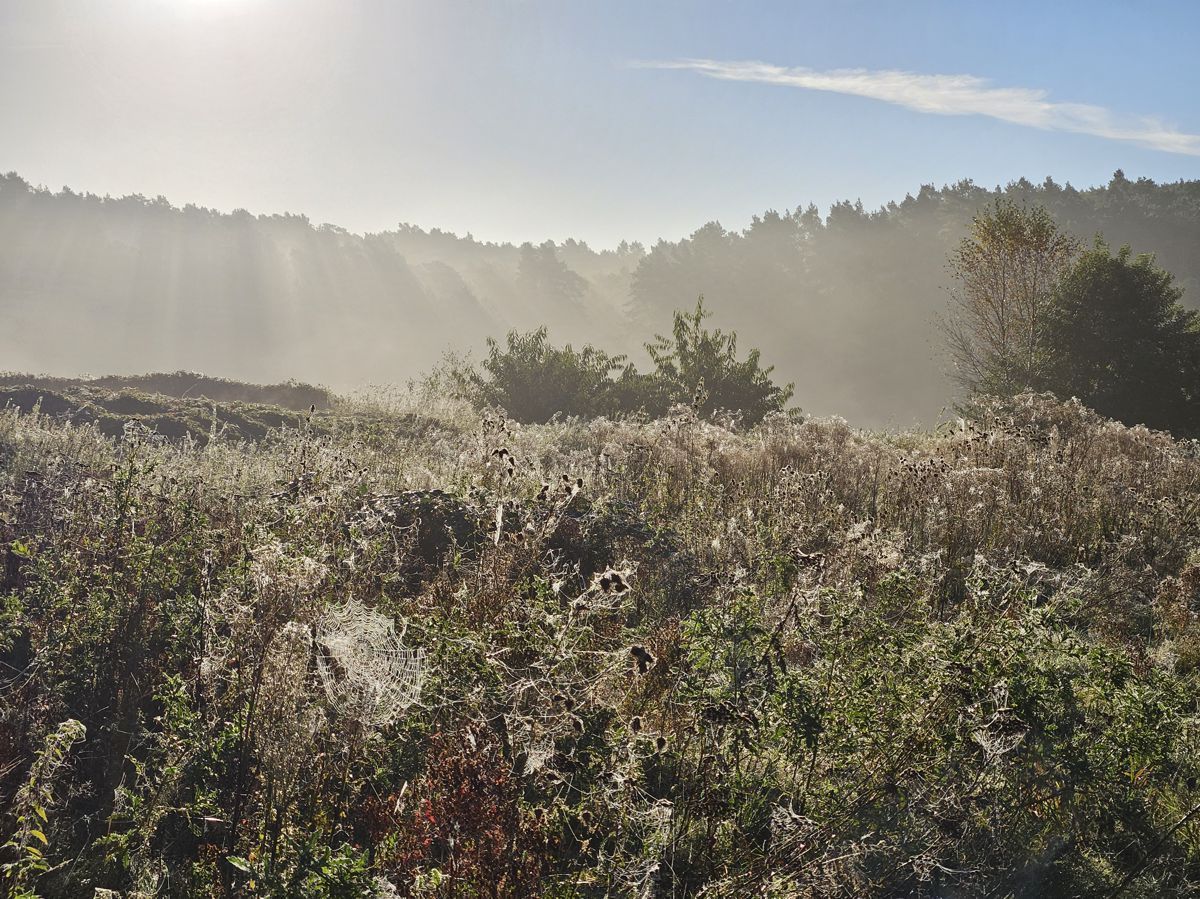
[[645, 298, 793, 423], [943, 199, 1078, 395], [1042, 240, 1200, 434]]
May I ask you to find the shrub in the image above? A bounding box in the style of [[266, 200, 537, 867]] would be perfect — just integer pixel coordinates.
[[456, 300, 792, 424], [454, 328, 637, 422], [645, 298, 793, 423]]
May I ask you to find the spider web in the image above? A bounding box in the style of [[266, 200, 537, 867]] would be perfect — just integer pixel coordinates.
[[315, 599, 425, 727]]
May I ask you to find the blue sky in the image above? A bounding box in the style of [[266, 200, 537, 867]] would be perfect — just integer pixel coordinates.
[[2, 0, 1198, 246]]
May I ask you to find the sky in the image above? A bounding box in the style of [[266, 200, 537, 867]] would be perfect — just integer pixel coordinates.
[[2, 0, 1199, 248]]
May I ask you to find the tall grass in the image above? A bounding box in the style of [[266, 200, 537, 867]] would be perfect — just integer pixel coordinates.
[[1, 392, 1199, 896]]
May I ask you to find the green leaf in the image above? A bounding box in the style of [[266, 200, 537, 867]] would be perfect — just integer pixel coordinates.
[[226, 855, 253, 874], [29, 829, 48, 846]]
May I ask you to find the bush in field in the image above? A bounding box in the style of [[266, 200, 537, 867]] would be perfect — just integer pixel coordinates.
[[645, 298, 793, 423], [454, 327, 649, 422], [457, 299, 791, 424]]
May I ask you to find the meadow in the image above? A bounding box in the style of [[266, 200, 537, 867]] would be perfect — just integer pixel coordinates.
[[2, 385, 1200, 897]]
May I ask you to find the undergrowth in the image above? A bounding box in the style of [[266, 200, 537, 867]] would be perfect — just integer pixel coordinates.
[[2, 391, 1200, 897]]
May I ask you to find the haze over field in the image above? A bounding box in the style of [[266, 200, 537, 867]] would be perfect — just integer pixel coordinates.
[[3, 172, 1199, 427], [3, 1, 1200, 426]]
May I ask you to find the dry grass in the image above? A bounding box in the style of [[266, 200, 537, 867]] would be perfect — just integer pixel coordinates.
[[2, 391, 1200, 897]]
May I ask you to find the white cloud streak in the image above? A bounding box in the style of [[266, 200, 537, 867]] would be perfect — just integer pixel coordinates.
[[636, 58, 1200, 156]]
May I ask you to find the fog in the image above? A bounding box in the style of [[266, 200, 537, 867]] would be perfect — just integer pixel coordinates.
[[1, 171, 1197, 427]]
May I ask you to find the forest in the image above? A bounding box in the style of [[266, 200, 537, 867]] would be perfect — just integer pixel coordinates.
[[3, 170, 1199, 426]]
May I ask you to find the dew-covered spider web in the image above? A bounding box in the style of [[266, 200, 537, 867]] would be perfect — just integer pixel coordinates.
[[315, 599, 425, 727]]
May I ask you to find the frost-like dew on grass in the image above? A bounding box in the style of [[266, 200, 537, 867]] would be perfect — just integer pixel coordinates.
[[257, 621, 322, 776]]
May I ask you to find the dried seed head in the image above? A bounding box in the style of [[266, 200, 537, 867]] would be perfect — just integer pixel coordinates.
[[630, 644, 656, 674], [595, 569, 630, 596]]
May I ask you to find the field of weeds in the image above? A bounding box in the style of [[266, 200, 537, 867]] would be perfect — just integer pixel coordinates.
[[3, 390, 1200, 897]]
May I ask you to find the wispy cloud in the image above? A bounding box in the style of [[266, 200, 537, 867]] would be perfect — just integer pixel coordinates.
[[636, 58, 1200, 156]]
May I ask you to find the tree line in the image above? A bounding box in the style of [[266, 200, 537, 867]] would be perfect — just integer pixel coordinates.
[[461, 195, 1200, 437], [4, 171, 1200, 427]]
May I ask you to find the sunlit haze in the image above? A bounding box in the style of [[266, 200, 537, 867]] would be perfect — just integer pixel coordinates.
[[3, 0, 1198, 246]]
